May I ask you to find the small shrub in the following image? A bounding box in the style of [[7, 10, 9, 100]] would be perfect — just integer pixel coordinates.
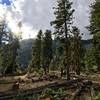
[[28, 94, 40, 100], [13, 92, 23, 100], [92, 93, 100, 100]]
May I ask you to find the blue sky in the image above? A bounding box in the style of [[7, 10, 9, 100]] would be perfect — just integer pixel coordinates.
[[0, 0, 94, 39], [0, 0, 12, 5]]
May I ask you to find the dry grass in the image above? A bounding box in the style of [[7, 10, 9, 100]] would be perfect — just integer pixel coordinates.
[[0, 72, 100, 93]]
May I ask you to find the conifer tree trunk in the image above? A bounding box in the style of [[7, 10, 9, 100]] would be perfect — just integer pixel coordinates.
[[65, 20, 70, 80]]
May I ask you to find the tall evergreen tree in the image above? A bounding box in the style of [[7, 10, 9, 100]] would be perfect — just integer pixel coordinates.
[[89, 0, 100, 71], [0, 20, 6, 46], [71, 27, 81, 75], [30, 30, 43, 70], [0, 44, 6, 73], [0, 39, 20, 74], [51, 0, 74, 80], [0, 20, 13, 46], [0, 19, 20, 74], [43, 30, 53, 74], [84, 47, 97, 71], [10, 39, 20, 73]]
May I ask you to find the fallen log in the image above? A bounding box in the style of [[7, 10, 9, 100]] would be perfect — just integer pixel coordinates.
[[71, 80, 93, 100], [0, 79, 100, 100], [0, 79, 79, 100]]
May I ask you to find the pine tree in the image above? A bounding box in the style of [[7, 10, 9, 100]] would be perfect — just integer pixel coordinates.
[[0, 39, 20, 74], [89, 0, 100, 71], [0, 20, 20, 74], [30, 30, 43, 70], [84, 47, 97, 71], [71, 27, 81, 75], [89, 0, 100, 34], [0, 20, 14, 46], [0, 20, 6, 46], [0, 44, 6, 74], [43, 30, 53, 74], [51, 0, 74, 80]]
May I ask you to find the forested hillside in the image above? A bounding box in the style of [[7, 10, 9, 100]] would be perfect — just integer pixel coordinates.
[[19, 39, 92, 68], [18, 39, 33, 68]]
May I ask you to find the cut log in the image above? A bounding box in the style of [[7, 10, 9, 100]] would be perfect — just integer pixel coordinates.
[[12, 81, 19, 90]]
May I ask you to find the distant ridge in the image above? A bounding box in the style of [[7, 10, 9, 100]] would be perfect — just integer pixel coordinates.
[[19, 39, 92, 67]]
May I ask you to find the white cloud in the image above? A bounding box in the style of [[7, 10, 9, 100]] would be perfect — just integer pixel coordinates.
[[0, 0, 95, 39], [72, 0, 95, 39], [0, 0, 55, 39]]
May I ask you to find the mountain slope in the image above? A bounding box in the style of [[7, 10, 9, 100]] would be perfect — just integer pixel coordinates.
[[19, 39, 92, 67]]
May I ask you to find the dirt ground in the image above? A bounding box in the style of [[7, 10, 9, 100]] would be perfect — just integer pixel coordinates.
[[0, 72, 61, 92], [0, 72, 100, 93]]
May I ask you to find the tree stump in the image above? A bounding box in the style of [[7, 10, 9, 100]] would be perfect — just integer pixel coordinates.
[[12, 81, 19, 90]]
